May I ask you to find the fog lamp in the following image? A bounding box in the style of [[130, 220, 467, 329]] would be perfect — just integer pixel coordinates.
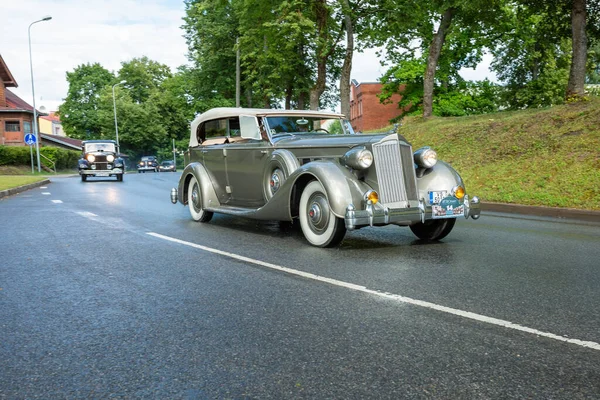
[[365, 190, 379, 204], [452, 185, 465, 199]]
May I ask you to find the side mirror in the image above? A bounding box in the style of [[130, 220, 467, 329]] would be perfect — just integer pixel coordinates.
[[240, 115, 262, 141]]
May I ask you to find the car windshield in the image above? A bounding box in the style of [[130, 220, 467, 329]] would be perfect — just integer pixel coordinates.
[[85, 143, 116, 153], [162, 161, 173, 166], [265, 117, 352, 136], [141, 157, 155, 161]]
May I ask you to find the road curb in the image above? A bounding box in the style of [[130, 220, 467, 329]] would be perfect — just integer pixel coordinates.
[[0, 179, 51, 200], [482, 202, 600, 223]]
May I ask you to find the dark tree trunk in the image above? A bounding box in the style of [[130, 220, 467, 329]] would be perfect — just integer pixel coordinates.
[[566, 0, 587, 98], [285, 84, 292, 110], [339, 0, 354, 119], [310, 0, 329, 110], [423, 7, 456, 118], [298, 92, 307, 109]]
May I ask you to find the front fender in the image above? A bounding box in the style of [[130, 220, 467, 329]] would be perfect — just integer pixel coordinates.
[[416, 160, 465, 203], [260, 160, 370, 220], [177, 162, 220, 208]]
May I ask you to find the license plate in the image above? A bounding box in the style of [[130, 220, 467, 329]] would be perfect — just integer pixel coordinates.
[[428, 190, 448, 205], [432, 196, 464, 219], [95, 172, 109, 177]]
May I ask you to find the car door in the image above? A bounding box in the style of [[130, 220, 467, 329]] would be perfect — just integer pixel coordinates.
[[226, 140, 271, 208], [200, 119, 231, 204], [222, 116, 270, 208]]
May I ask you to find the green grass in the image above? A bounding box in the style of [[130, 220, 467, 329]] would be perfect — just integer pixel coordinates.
[[385, 97, 600, 210], [0, 176, 47, 191], [0, 165, 77, 191]]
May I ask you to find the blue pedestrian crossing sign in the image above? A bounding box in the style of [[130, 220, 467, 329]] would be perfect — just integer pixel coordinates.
[[24, 134, 36, 145]]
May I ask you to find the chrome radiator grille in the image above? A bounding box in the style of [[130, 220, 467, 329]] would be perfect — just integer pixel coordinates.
[[372, 140, 418, 206]]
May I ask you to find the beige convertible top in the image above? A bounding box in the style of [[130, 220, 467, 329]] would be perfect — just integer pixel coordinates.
[[189, 107, 345, 147]]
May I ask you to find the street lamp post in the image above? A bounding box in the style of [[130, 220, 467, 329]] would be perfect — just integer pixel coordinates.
[[28, 16, 52, 173], [112, 80, 126, 150]]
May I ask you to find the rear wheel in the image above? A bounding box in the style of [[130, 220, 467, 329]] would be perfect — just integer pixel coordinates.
[[299, 180, 346, 247], [409, 218, 456, 241], [187, 175, 213, 222]]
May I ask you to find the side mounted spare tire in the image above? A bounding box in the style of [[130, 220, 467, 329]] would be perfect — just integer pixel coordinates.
[[262, 150, 300, 201]]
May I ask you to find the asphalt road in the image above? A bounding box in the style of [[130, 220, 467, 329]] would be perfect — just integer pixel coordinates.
[[1, 172, 599, 399]]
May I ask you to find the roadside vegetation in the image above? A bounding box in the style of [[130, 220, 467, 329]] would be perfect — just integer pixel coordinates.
[[393, 97, 600, 210], [0, 175, 48, 191]]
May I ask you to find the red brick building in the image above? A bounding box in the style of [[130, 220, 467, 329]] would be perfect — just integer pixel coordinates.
[[349, 79, 402, 133], [0, 54, 39, 147]]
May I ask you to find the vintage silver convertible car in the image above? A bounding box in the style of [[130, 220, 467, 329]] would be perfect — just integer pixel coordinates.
[[171, 108, 480, 247]]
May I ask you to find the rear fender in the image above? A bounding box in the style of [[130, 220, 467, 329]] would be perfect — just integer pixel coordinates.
[[178, 163, 220, 208]]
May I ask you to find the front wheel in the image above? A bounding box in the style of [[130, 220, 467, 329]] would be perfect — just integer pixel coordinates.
[[299, 180, 346, 247], [81, 174, 87, 182], [117, 174, 123, 182], [409, 218, 456, 241], [187, 175, 213, 222]]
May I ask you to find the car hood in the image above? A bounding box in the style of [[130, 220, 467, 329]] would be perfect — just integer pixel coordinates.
[[272, 133, 406, 148]]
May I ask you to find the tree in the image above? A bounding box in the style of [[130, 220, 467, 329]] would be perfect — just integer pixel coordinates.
[[118, 56, 172, 103], [183, 0, 239, 101], [339, 0, 355, 118], [58, 63, 115, 139], [490, 3, 572, 108], [567, 0, 590, 98], [363, 0, 505, 118]]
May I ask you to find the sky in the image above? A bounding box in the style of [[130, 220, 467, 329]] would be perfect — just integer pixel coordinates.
[[1, 0, 495, 113]]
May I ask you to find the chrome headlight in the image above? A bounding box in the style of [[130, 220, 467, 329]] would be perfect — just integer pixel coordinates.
[[106, 155, 115, 162], [414, 147, 437, 168], [86, 154, 96, 162], [343, 147, 373, 170]]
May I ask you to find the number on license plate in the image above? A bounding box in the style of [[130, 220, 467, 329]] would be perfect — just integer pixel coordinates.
[[429, 190, 448, 205]]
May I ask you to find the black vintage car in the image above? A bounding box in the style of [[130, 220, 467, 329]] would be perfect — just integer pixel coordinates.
[[137, 156, 159, 173], [78, 140, 125, 182]]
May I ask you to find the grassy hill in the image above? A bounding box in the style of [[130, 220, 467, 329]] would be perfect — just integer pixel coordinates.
[[393, 97, 600, 210]]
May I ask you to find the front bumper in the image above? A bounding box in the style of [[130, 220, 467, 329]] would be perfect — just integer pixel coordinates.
[[345, 195, 480, 230], [138, 166, 157, 171], [80, 168, 123, 176]]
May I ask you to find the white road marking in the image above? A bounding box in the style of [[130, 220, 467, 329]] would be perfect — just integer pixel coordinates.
[[76, 211, 98, 218], [42, 192, 51, 195], [40, 186, 47, 189], [148, 231, 600, 352], [51, 200, 63, 204]]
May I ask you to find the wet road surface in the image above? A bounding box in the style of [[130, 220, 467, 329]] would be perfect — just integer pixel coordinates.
[[1, 172, 599, 399]]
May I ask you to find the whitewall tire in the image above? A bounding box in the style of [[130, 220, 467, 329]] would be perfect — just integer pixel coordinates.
[[187, 175, 213, 223], [299, 180, 346, 247]]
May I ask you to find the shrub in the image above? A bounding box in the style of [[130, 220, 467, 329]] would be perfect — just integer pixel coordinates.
[[0, 145, 80, 170]]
